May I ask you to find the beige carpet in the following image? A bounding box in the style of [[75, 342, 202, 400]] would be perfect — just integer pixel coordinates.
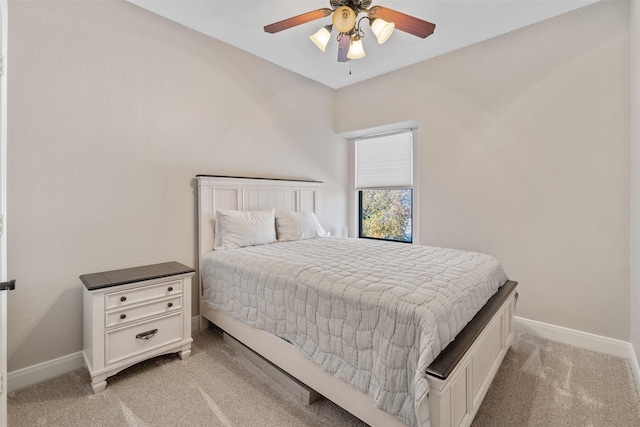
[[8, 328, 640, 426], [473, 332, 640, 427]]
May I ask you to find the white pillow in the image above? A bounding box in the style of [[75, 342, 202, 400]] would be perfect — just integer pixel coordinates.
[[275, 211, 329, 242], [215, 209, 276, 250]]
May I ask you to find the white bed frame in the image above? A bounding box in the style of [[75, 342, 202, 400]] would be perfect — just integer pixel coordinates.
[[196, 175, 517, 427]]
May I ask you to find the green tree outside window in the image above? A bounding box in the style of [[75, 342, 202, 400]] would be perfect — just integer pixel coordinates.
[[360, 189, 412, 243]]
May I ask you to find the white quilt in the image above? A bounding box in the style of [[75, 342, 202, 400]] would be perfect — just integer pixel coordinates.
[[200, 237, 508, 426]]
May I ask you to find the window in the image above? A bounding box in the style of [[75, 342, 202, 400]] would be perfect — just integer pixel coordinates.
[[356, 130, 413, 243], [359, 189, 412, 242]]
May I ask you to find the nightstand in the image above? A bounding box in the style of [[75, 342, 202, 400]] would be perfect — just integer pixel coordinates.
[[81, 261, 195, 393]]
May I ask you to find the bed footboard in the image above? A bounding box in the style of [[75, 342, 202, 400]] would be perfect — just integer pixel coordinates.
[[427, 281, 518, 427]]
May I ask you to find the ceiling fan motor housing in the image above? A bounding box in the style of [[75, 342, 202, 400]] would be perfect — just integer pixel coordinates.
[[330, 0, 372, 8]]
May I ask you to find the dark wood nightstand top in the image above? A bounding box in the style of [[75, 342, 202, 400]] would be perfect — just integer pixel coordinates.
[[80, 261, 195, 291]]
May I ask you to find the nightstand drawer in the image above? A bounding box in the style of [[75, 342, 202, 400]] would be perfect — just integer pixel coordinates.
[[105, 280, 182, 310], [105, 295, 182, 328], [105, 312, 183, 365]]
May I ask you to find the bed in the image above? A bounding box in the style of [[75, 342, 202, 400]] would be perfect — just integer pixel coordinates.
[[196, 175, 517, 427]]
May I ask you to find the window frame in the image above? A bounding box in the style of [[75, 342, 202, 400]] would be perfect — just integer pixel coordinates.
[[354, 129, 416, 244]]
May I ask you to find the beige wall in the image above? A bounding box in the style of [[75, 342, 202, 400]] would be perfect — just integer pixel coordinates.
[[7, 1, 348, 371], [336, 1, 631, 340]]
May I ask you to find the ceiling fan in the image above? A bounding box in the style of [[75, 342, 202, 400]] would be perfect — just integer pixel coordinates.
[[264, 0, 436, 62]]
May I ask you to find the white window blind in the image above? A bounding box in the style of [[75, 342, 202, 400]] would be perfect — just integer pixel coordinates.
[[355, 130, 413, 189]]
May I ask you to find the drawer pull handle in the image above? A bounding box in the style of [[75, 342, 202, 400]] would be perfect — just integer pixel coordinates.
[[136, 329, 158, 341], [120, 314, 127, 320], [168, 286, 173, 292], [167, 302, 173, 308], [120, 296, 127, 302]]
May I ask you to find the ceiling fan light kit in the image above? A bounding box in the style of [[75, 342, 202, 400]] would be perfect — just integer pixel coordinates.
[[310, 25, 333, 52], [332, 6, 357, 32], [264, 0, 435, 64], [371, 18, 394, 44], [347, 34, 366, 59]]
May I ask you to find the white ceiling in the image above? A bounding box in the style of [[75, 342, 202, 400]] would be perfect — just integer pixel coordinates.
[[127, 0, 600, 89]]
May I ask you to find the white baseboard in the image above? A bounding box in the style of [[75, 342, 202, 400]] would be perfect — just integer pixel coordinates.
[[515, 316, 630, 357], [7, 351, 84, 393], [515, 316, 640, 393], [192, 315, 201, 333]]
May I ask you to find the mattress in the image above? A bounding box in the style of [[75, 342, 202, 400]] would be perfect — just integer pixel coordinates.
[[200, 237, 508, 426]]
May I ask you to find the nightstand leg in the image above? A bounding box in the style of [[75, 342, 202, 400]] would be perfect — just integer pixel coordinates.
[[179, 349, 191, 360], [91, 375, 107, 393]]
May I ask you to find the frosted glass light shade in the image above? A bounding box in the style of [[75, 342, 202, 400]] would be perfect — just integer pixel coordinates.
[[332, 6, 356, 33], [347, 37, 365, 59], [310, 25, 332, 52], [371, 18, 394, 44]]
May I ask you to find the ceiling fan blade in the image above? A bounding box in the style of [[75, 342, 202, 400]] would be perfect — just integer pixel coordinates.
[[368, 6, 435, 39], [264, 8, 332, 34], [337, 34, 350, 62]]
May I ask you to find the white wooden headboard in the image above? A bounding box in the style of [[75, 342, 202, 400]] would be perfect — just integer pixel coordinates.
[[196, 175, 323, 262]]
